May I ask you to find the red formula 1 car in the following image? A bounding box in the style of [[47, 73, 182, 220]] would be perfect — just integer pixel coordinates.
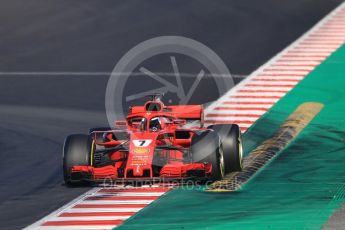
[[63, 95, 243, 185]]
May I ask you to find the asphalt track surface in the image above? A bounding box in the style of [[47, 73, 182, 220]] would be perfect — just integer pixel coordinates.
[[0, 0, 343, 229]]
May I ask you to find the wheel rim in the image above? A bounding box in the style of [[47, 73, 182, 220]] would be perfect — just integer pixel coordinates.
[[238, 135, 243, 169], [219, 143, 225, 178]]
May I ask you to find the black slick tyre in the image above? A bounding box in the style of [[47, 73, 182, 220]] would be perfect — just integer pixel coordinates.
[[191, 131, 224, 181], [63, 134, 93, 185]]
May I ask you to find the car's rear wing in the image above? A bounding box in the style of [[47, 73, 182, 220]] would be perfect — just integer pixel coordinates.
[[168, 105, 203, 120], [168, 105, 204, 127], [129, 104, 204, 126]]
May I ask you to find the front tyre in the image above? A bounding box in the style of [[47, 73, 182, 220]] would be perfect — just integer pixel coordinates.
[[63, 134, 93, 185], [191, 131, 224, 181]]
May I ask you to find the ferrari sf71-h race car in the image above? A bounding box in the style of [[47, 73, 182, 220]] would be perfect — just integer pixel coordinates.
[[63, 95, 243, 185]]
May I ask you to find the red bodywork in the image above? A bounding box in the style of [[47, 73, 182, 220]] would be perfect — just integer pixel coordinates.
[[70, 99, 212, 183]]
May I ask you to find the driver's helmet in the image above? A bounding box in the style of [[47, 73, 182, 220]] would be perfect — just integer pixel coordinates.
[[149, 117, 161, 131]]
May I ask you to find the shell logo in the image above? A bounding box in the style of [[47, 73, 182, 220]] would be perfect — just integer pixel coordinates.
[[133, 147, 150, 154]]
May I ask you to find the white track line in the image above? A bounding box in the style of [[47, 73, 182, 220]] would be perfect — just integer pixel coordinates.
[[92, 192, 165, 196], [48, 216, 131, 221], [222, 98, 280, 102], [67, 208, 142, 213], [78, 200, 154, 205], [31, 226, 117, 230], [206, 110, 266, 116], [233, 91, 288, 96]]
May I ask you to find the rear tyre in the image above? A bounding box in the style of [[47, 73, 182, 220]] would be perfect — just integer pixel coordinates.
[[208, 124, 243, 173], [191, 131, 224, 181], [63, 134, 93, 185]]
